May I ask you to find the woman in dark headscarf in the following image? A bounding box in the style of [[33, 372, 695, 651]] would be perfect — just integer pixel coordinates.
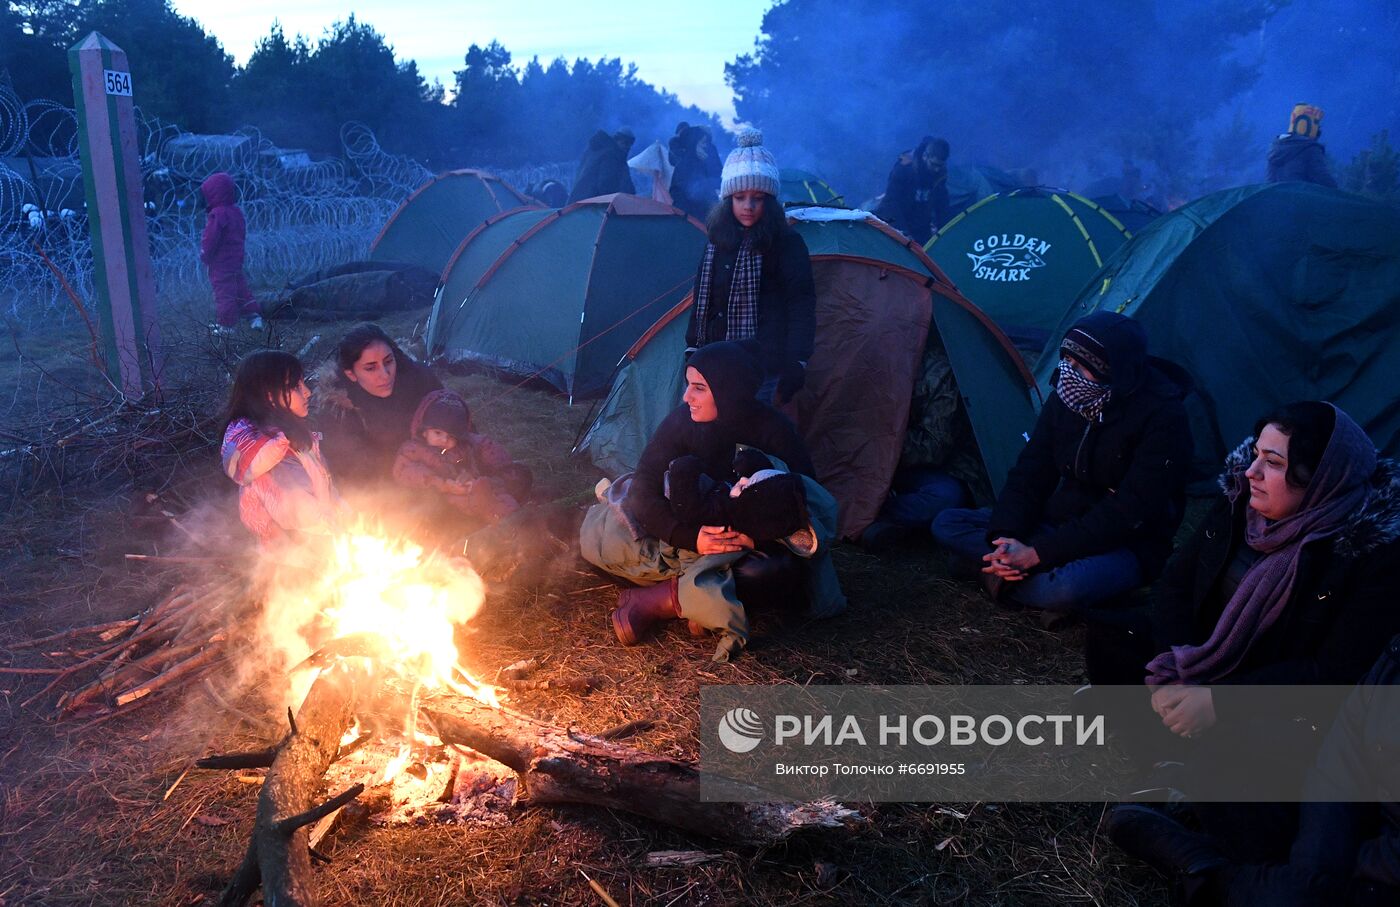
[[1097, 401, 1400, 893], [579, 341, 845, 661]]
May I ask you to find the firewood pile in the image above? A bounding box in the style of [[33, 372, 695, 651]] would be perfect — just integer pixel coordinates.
[[7, 578, 247, 721]]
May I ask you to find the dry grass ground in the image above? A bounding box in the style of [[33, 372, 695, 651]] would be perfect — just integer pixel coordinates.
[[0, 302, 1170, 906]]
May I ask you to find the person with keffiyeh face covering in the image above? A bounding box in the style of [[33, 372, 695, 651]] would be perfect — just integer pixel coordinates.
[[932, 311, 1194, 614], [684, 129, 816, 407]]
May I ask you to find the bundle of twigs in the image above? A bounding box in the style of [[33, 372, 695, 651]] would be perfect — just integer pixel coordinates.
[[7, 577, 248, 719]]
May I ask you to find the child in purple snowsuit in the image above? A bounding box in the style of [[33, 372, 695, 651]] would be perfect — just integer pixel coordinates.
[[200, 172, 261, 328]]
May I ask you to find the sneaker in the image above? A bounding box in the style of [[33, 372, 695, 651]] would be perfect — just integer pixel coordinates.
[[250, 315, 266, 330]]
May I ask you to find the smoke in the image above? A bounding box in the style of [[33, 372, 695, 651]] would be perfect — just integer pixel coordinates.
[[725, 0, 1400, 205]]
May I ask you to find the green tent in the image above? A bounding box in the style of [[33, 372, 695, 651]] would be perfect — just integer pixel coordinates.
[[577, 210, 1040, 539], [426, 194, 706, 399], [926, 188, 1131, 352], [945, 164, 1026, 219], [370, 170, 535, 278], [1090, 194, 1164, 234], [1033, 182, 1400, 467], [780, 168, 844, 207]]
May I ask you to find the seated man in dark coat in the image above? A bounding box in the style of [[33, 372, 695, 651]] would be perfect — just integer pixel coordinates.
[[1266, 103, 1337, 188], [932, 311, 1193, 612]]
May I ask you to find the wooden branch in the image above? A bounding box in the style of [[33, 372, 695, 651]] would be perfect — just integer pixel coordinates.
[[274, 784, 364, 835], [113, 646, 224, 707], [219, 664, 363, 907], [422, 698, 861, 845], [11, 618, 140, 650]]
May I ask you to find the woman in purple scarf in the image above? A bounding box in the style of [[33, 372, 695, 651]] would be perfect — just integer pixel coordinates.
[[1097, 401, 1400, 894]]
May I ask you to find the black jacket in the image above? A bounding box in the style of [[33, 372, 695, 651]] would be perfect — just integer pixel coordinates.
[[568, 130, 635, 203], [1266, 135, 1338, 188], [626, 342, 815, 554], [668, 126, 720, 221], [684, 230, 817, 377], [875, 140, 949, 245], [1151, 440, 1400, 698], [311, 357, 443, 486], [986, 342, 1192, 579]]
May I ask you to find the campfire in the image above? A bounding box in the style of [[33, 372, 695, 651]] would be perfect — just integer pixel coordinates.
[[10, 523, 859, 906]]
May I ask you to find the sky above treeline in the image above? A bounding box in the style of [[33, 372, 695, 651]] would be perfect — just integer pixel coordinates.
[[168, 0, 768, 123]]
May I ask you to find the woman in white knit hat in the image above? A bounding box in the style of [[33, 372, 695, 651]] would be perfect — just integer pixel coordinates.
[[683, 128, 816, 406]]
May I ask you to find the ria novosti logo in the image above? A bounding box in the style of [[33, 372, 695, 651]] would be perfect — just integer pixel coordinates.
[[716, 707, 764, 753]]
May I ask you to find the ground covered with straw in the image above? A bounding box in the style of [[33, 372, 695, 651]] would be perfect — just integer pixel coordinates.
[[0, 305, 1169, 905]]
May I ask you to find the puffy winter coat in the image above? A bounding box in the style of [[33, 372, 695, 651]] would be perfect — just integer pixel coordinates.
[[221, 419, 338, 547], [1151, 440, 1400, 700], [683, 229, 817, 378], [393, 390, 515, 489], [310, 357, 443, 486], [987, 314, 1193, 579], [1266, 135, 1338, 188], [200, 172, 247, 275]]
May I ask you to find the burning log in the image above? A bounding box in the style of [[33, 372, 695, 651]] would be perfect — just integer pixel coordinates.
[[422, 697, 861, 845], [219, 664, 366, 907]]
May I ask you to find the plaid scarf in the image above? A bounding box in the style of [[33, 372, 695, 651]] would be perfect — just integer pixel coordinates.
[[1055, 358, 1113, 422], [691, 237, 762, 345]]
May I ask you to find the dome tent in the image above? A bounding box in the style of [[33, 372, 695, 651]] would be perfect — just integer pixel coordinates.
[[925, 188, 1131, 354], [577, 209, 1039, 539], [370, 170, 535, 278], [1033, 182, 1400, 472], [779, 168, 844, 207], [425, 194, 707, 399]]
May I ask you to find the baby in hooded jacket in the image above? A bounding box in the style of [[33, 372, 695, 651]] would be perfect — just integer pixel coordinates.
[[393, 390, 532, 526]]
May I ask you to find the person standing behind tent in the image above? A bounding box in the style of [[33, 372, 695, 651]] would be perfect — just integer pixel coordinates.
[[668, 123, 722, 221], [200, 172, 263, 331], [1266, 104, 1338, 188], [684, 129, 816, 407], [568, 129, 637, 203], [579, 341, 845, 662], [931, 312, 1193, 612], [875, 137, 950, 245], [311, 323, 443, 488]]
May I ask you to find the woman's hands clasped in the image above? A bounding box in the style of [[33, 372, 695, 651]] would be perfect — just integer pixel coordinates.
[[696, 526, 756, 555]]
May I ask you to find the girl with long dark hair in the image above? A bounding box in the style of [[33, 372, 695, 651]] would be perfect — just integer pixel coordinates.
[[221, 350, 339, 547]]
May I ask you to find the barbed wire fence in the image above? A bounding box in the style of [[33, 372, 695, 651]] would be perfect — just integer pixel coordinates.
[[0, 83, 585, 497], [1, 84, 579, 330]]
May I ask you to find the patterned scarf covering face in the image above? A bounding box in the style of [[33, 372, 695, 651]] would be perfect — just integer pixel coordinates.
[[691, 236, 762, 346], [1055, 358, 1113, 422], [1146, 404, 1378, 685]]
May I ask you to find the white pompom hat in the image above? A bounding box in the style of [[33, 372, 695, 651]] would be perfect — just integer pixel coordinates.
[[720, 128, 781, 199]]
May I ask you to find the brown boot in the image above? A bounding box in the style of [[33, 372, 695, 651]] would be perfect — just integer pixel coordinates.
[[611, 578, 681, 645]]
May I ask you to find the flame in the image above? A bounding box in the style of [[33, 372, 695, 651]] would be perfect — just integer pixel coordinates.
[[340, 720, 364, 748], [381, 743, 413, 784], [310, 531, 485, 689]]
